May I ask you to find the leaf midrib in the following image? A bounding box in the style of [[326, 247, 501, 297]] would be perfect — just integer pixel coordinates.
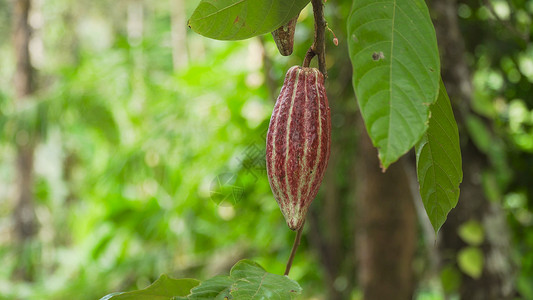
[[385, 0, 397, 164]]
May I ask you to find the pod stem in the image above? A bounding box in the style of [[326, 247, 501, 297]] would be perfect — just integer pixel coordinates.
[[284, 221, 305, 276], [302, 0, 327, 78]]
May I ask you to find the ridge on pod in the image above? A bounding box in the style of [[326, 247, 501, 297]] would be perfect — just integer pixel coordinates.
[[266, 66, 331, 231]]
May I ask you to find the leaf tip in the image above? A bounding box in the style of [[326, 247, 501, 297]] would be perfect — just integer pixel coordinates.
[[433, 225, 442, 236], [377, 152, 388, 172]]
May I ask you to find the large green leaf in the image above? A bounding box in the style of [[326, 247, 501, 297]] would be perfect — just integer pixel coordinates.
[[415, 80, 463, 233], [188, 0, 309, 40], [177, 260, 302, 299], [229, 260, 301, 299], [99, 275, 200, 300], [347, 0, 440, 168], [178, 275, 233, 299], [457, 246, 484, 279]]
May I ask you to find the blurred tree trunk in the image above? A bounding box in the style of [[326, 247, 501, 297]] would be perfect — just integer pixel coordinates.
[[308, 157, 344, 300], [170, 0, 188, 70], [308, 126, 357, 299], [127, 0, 143, 45], [307, 62, 358, 300], [12, 0, 37, 281], [355, 126, 417, 300], [430, 0, 515, 298]]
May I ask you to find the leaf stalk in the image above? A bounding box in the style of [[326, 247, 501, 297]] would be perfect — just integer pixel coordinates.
[[284, 222, 305, 276]]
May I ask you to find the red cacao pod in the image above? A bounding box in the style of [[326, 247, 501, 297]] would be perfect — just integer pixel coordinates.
[[266, 66, 331, 231], [271, 14, 298, 56]]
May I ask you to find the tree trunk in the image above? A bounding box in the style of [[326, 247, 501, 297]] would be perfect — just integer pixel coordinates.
[[308, 146, 350, 300], [430, 0, 515, 298], [12, 0, 37, 282], [356, 126, 417, 300], [170, 0, 188, 70], [307, 63, 359, 300]]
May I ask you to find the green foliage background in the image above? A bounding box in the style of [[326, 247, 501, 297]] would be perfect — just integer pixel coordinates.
[[0, 1, 325, 298]]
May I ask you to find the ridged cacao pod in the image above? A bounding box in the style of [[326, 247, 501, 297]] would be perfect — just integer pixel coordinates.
[[266, 66, 331, 231], [271, 14, 298, 56]]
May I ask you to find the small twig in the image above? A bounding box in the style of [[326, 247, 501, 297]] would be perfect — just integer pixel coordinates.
[[302, 0, 327, 78], [311, 0, 327, 76], [284, 222, 305, 276], [302, 48, 316, 68]]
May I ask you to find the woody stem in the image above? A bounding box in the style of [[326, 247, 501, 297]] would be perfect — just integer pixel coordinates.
[[284, 222, 305, 276], [302, 0, 327, 78]]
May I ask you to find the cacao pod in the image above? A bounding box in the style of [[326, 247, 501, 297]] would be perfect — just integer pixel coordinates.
[[266, 66, 331, 231], [271, 14, 298, 56]]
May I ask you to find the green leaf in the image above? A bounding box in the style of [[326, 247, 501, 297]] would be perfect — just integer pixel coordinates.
[[458, 220, 484, 246], [99, 275, 200, 300], [78, 99, 120, 144], [415, 80, 463, 233], [178, 260, 302, 299], [465, 115, 492, 153], [188, 0, 309, 40], [457, 246, 484, 279], [229, 260, 301, 299], [347, 0, 440, 168], [440, 264, 461, 293], [466, 115, 512, 189], [481, 171, 501, 203], [177, 276, 233, 299]]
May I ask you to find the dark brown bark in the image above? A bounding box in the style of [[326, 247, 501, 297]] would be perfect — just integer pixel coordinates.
[[430, 0, 515, 298], [14, 146, 36, 239], [12, 0, 37, 282], [356, 127, 417, 300], [303, 0, 327, 76]]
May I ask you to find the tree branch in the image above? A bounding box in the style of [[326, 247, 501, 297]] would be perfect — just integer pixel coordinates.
[[303, 0, 327, 78]]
